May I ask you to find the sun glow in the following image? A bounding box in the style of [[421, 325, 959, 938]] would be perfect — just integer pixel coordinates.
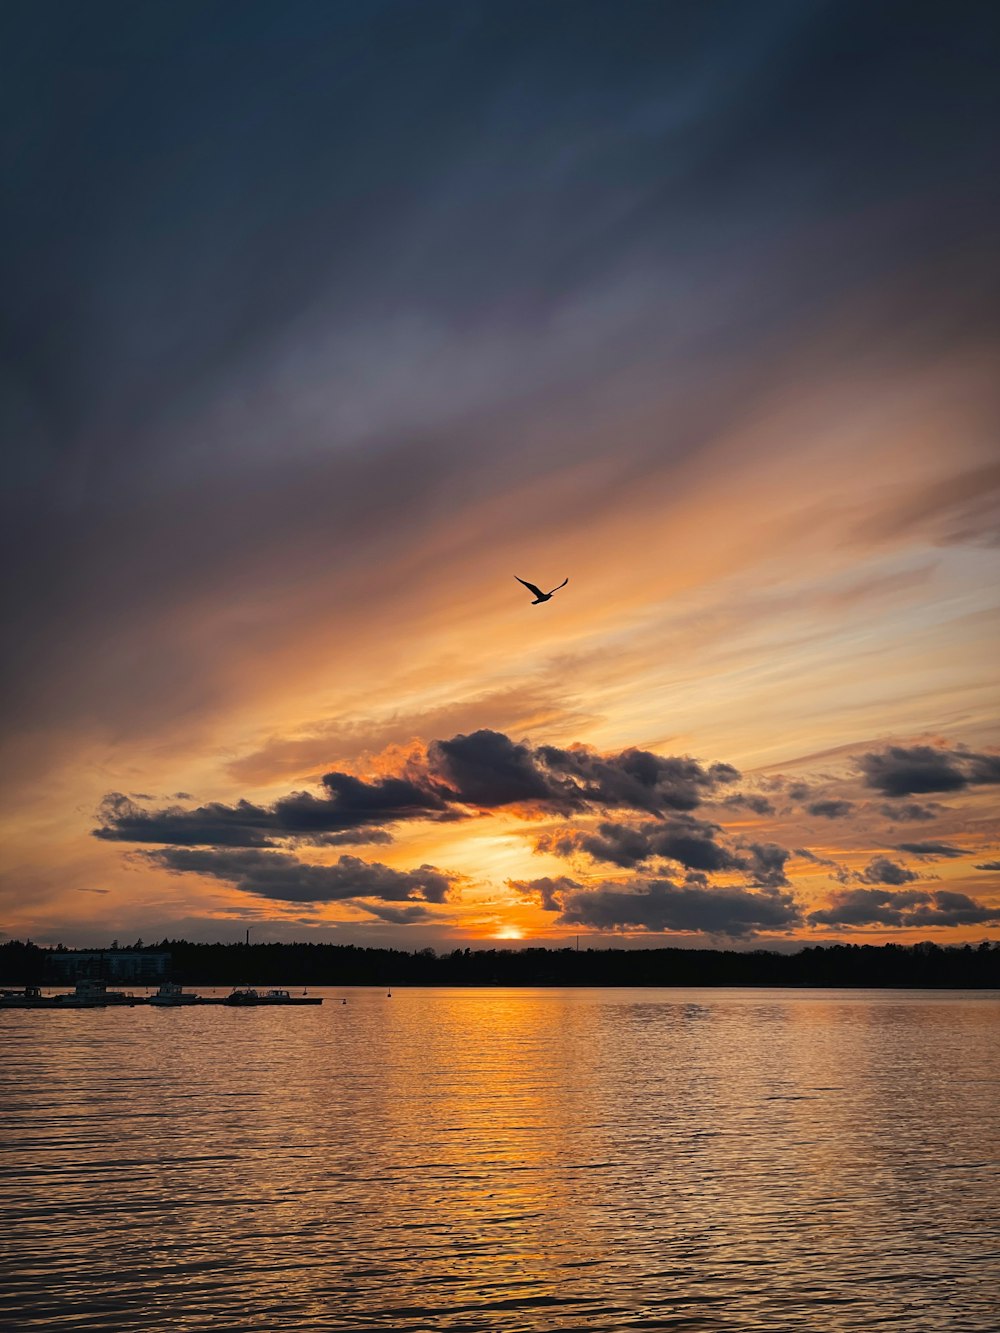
[[496, 925, 524, 940]]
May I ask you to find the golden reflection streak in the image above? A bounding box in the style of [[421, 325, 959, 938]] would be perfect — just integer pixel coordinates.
[[359, 989, 611, 1294]]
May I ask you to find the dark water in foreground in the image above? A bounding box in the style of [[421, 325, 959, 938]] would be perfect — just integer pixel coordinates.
[[2, 988, 998, 1331]]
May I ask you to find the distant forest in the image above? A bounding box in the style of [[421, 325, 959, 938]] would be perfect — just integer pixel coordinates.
[[2, 938, 999, 988]]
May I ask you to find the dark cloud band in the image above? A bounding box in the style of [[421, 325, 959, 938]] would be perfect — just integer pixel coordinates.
[[95, 730, 743, 847], [511, 875, 801, 938], [147, 846, 455, 911], [858, 745, 1000, 798], [809, 888, 999, 928]]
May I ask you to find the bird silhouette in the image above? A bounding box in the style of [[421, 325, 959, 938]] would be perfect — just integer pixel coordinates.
[[515, 576, 569, 604]]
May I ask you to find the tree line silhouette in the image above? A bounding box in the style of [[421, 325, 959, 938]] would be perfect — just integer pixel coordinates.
[[2, 938, 999, 987]]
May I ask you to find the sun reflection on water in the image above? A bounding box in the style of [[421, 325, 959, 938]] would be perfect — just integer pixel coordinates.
[[1, 990, 998, 1330]]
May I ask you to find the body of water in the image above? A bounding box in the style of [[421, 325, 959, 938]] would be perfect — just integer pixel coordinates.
[[2, 987, 998, 1330]]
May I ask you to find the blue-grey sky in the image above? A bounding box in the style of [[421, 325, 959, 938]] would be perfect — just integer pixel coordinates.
[[2, 1, 998, 946]]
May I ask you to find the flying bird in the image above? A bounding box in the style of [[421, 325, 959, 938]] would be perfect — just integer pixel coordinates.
[[515, 576, 569, 604]]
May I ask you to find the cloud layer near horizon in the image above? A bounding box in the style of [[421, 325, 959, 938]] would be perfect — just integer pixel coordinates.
[[84, 731, 1000, 941], [94, 730, 740, 848]]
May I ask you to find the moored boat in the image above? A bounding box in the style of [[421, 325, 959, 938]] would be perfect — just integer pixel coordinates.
[[73, 979, 140, 1006], [0, 985, 103, 1008], [224, 987, 322, 1006], [1, 982, 321, 1008], [149, 981, 202, 1006]]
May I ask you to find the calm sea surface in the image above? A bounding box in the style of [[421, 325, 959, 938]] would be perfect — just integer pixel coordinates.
[[2, 988, 998, 1331]]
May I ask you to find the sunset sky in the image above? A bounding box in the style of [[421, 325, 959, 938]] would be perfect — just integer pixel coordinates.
[[2, 1, 998, 950]]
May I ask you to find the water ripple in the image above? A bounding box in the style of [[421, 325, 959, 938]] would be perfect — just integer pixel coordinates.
[[2, 987, 998, 1330]]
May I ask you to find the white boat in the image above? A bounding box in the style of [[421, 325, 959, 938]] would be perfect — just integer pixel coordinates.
[[149, 981, 201, 1006], [260, 987, 321, 1005], [0, 985, 102, 1008], [224, 987, 322, 1006], [72, 979, 138, 1006]]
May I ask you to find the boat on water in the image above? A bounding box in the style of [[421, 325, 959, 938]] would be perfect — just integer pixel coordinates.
[[148, 981, 202, 1006], [1, 980, 141, 1008], [1, 982, 321, 1009], [73, 979, 140, 1006], [224, 987, 322, 1006], [0, 984, 106, 1008]]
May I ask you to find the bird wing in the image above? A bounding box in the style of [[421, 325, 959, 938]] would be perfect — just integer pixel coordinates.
[[548, 577, 569, 594], [515, 577, 545, 598]]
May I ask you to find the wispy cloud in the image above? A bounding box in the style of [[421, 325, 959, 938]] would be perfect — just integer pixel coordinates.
[[2, 2, 998, 946]]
